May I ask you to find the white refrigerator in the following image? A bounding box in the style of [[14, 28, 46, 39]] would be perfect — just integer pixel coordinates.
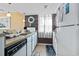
[[55, 3, 79, 56]]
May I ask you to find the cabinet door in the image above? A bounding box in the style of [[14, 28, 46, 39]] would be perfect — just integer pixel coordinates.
[[32, 33, 37, 52], [27, 36, 32, 56], [13, 44, 26, 56], [34, 32, 37, 47], [0, 37, 4, 56], [31, 32, 37, 53], [31, 35, 33, 52], [31, 34, 35, 52]]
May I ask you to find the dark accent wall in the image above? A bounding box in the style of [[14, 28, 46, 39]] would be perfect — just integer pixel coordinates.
[[25, 15, 38, 30]]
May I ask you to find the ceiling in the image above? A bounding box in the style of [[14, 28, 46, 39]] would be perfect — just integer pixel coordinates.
[[0, 3, 60, 15]]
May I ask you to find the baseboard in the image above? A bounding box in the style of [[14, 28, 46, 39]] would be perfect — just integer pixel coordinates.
[[37, 43, 53, 46]]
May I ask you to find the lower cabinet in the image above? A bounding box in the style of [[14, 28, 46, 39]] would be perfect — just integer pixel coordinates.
[[27, 32, 37, 56], [31, 34, 35, 52], [34, 32, 37, 48], [0, 37, 4, 56], [13, 44, 27, 56], [27, 36, 32, 56]]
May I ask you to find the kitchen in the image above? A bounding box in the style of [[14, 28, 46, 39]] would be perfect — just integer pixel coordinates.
[[0, 3, 79, 56], [0, 12, 38, 56], [0, 3, 58, 56]]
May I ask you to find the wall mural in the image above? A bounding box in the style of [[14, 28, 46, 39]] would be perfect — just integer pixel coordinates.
[[0, 17, 10, 29]]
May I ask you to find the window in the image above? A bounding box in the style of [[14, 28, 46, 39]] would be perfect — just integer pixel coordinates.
[[38, 14, 52, 38], [45, 15, 52, 33], [38, 15, 44, 32]]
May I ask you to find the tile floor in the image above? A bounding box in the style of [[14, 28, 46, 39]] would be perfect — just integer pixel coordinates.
[[32, 43, 53, 56]]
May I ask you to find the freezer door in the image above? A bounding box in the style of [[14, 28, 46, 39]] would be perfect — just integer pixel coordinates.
[[56, 4, 79, 26], [56, 26, 77, 56]]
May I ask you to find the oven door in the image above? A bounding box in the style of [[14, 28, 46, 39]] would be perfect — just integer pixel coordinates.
[[5, 39, 27, 56]]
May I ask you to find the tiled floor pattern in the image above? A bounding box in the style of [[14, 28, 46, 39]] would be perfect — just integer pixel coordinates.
[[32, 43, 53, 56]]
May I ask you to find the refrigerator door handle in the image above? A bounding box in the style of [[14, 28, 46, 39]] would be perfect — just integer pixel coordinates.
[[56, 24, 76, 28]]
